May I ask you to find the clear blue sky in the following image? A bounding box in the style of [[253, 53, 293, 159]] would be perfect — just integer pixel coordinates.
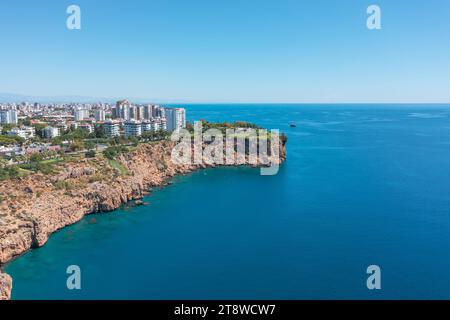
[[0, 0, 449, 103]]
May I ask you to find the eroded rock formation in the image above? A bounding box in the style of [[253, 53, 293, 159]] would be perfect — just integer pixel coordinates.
[[0, 139, 286, 299], [0, 272, 12, 300]]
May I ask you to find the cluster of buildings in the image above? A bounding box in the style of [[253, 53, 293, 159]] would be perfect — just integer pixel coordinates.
[[0, 107, 18, 124], [108, 100, 186, 138], [7, 126, 35, 139], [0, 100, 186, 141], [0, 143, 62, 159]]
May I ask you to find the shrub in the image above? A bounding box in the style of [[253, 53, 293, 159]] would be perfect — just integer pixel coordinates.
[[102, 146, 128, 160], [85, 150, 96, 158], [54, 180, 74, 191]]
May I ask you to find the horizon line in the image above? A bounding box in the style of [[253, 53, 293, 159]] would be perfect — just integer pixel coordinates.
[[1, 101, 450, 105]]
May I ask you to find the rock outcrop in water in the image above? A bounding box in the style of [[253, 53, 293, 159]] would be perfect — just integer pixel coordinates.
[[0, 139, 286, 300]]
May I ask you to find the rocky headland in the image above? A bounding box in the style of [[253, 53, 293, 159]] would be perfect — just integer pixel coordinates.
[[0, 139, 286, 300]]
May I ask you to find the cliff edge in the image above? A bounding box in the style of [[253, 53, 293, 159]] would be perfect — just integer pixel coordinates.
[[0, 139, 286, 300], [0, 272, 12, 300]]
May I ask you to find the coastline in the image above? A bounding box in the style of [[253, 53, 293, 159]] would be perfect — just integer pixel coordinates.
[[0, 139, 286, 300]]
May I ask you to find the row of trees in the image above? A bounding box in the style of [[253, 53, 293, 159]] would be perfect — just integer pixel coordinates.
[[185, 120, 262, 134], [184, 120, 288, 145], [0, 124, 106, 147], [101, 130, 171, 160], [0, 151, 60, 180], [37, 125, 106, 144], [0, 135, 24, 146], [1, 123, 170, 147]]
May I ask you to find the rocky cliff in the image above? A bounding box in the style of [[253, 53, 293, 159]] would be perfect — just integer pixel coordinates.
[[0, 272, 12, 300], [0, 139, 286, 300]]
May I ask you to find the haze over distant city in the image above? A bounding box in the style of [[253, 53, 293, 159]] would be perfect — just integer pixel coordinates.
[[1, 0, 449, 103]]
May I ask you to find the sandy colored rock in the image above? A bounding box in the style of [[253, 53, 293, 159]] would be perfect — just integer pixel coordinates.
[[0, 139, 286, 299], [0, 272, 12, 300]]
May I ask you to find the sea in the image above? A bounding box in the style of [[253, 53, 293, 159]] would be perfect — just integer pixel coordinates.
[[4, 104, 450, 299]]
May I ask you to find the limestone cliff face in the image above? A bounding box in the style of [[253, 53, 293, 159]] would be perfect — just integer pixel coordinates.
[[0, 272, 12, 300], [0, 139, 286, 300]]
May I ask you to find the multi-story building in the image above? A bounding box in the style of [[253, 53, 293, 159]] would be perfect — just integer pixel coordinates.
[[151, 119, 160, 132], [10, 109, 18, 124], [0, 110, 9, 124], [7, 126, 35, 140], [127, 105, 137, 120], [112, 107, 119, 119], [136, 106, 144, 120], [160, 118, 167, 131], [165, 108, 186, 132], [68, 121, 78, 130], [74, 109, 90, 121], [153, 105, 165, 118], [141, 121, 153, 133], [43, 126, 60, 139], [124, 120, 142, 137], [78, 123, 94, 134], [151, 117, 167, 131], [114, 100, 131, 120], [55, 122, 68, 133], [0, 109, 18, 124], [143, 105, 153, 120], [103, 120, 120, 138], [95, 110, 106, 121]]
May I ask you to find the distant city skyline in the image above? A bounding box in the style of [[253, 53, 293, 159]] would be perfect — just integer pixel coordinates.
[[1, 0, 450, 103]]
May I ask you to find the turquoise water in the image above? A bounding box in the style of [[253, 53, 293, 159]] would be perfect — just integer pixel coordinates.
[[5, 104, 450, 299]]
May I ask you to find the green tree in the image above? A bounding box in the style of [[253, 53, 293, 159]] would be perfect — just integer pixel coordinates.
[[34, 124, 47, 139], [85, 140, 96, 151], [85, 150, 96, 158], [93, 124, 106, 139], [29, 153, 43, 163], [69, 140, 85, 152]]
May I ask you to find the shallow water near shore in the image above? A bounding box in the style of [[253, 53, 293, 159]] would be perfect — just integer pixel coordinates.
[[5, 104, 450, 299]]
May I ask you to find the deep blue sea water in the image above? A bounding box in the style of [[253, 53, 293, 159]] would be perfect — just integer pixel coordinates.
[[4, 104, 450, 299]]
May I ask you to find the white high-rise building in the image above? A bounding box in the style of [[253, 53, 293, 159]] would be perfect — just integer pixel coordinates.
[[128, 105, 137, 120], [124, 120, 142, 137], [95, 110, 106, 121], [103, 120, 120, 137], [0, 109, 18, 124], [165, 108, 186, 132], [74, 109, 90, 121], [43, 126, 60, 139], [153, 105, 165, 118], [160, 118, 167, 131], [10, 109, 18, 124], [114, 100, 131, 120], [133, 106, 143, 120], [143, 105, 153, 120], [141, 121, 153, 133], [151, 119, 160, 132], [0, 110, 10, 124]]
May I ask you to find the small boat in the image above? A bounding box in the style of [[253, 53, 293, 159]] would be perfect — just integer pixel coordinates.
[[289, 122, 297, 128]]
